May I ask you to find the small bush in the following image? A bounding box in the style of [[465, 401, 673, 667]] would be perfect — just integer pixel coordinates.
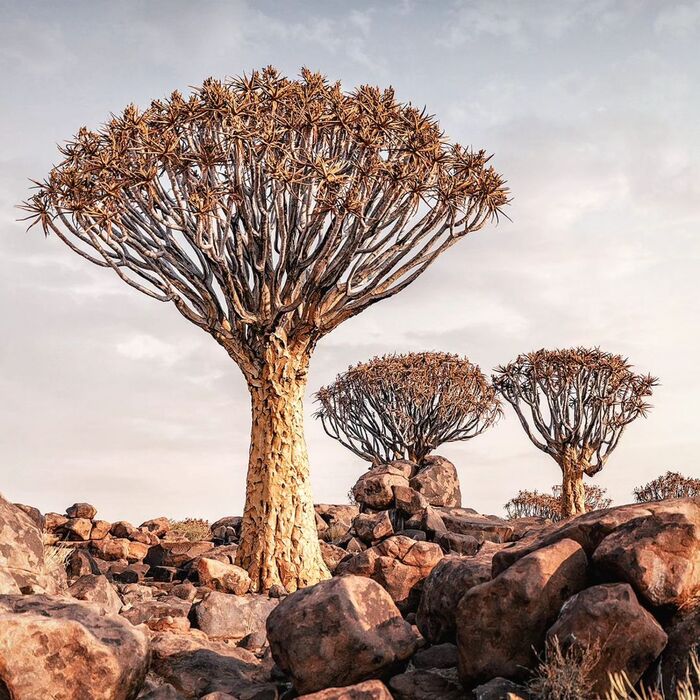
[[633, 471, 700, 503], [170, 518, 211, 542]]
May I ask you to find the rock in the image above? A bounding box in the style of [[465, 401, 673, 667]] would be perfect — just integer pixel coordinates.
[[456, 538, 588, 686], [119, 583, 154, 606], [508, 516, 552, 541], [417, 506, 447, 536], [352, 465, 410, 510], [171, 581, 197, 601], [65, 548, 101, 579], [320, 541, 351, 574], [13, 503, 44, 528], [111, 520, 138, 539], [395, 529, 427, 541], [137, 681, 188, 699], [140, 517, 171, 537], [196, 557, 251, 594], [353, 511, 394, 544], [210, 516, 242, 544], [112, 563, 149, 583], [44, 512, 69, 533], [473, 677, 530, 700], [66, 502, 97, 520], [592, 498, 700, 607], [266, 575, 419, 694], [337, 536, 443, 612], [121, 597, 192, 633], [69, 574, 123, 615], [64, 517, 93, 541], [346, 537, 366, 554], [437, 509, 513, 543], [0, 493, 47, 593], [151, 566, 181, 582], [389, 669, 464, 700], [411, 642, 459, 669], [0, 570, 21, 594], [149, 631, 272, 698], [661, 606, 700, 697], [193, 590, 277, 641], [315, 504, 361, 527], [416, 552, 494, 643], [547, 583, 667, 696], [0, 594, 148, 700], [297, 680, 392, 699], [436, 532, 480, 555], [492, 502, 655, 575], [145, 541, 214, 569], [409, 456, 461, 508], [91, 537, 132, 562], [393, 486, 429, 516], [91, 519, 112, 540], [126, 541, 150, 563]]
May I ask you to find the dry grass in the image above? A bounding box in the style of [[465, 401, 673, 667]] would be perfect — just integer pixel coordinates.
[[170, 518, 211, 542], [43, 542, 71, 574]]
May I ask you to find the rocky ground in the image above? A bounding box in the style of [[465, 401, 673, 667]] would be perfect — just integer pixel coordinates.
[[0, 456, 698, 699]]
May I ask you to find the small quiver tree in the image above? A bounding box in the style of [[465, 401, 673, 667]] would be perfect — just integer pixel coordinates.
[[633, 471, 700, 502], [315, 352, 501, 465], [494, 348, 657, 517], [22, 68, 508, 592], [505, 484, 611, 521]]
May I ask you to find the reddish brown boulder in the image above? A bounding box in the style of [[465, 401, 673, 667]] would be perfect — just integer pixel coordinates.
[[547, 583, 667, 696], [91, 519, 112, 540], [266, 575, 419, 694], [661, 606, 700, 697], [389, 669, 464, 699], [456, 538, 588, 686], [393, 486, 429, 516], [416, 551, 495, 643], [69, 574, 122, 615], [437, 508, 513, 543], [44, 512, 69, 533], [196, 557, 251, 594], [66, 502, 97, 519], [409, 456, 461, 508], [193, 590, 277, 641], [121, 596, 192, 633], [592, 498, 700, 607], [353, 511, 394, 544], [140, 516, 171, 537], [126, 541, 150, 563], [298, 680, 392, 699], [352, 465, 410, 510], [0, 594, 148, 700], [436, 532, 480, 555], [412, 643, 459, 669], [145, 541, 214, 569], [64, 517, 93, 541], [91, 537, 131, 562], [320, 541, 351, 574], [338, 536, 443, 612]]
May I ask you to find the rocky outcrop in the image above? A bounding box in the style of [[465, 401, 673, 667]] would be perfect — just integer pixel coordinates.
[[0, 594, 149, 700], [266, 575, 419, 694]]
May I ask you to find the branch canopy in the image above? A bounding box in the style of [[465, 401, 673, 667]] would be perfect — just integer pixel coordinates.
[[315, 351, 501, 463], [23, 67, 508, 376], [493, 347, 658, 472]]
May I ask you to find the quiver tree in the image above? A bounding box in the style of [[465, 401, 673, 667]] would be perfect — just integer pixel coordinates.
[[505, 484, 611, 522], [22, 68, 508, 592], [633, 471, 700, 502], [315, 352, 501, 464], [494, 348, 657, 517]]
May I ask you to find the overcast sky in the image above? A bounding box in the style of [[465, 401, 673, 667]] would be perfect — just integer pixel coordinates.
[[0, 0, 698, 523]]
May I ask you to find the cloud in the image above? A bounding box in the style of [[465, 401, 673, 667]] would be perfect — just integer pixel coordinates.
[[115, 334, 196, 366], [654, 1, 700, 36]]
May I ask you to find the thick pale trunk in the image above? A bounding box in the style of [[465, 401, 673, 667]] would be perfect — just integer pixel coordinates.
[[235, 334, 330, 593], [560, 449, 587, 517]]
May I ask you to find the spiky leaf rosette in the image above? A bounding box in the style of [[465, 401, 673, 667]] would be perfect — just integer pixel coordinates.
[[315, 351, 501, 464], [493, 347, 658, 474], [22, 67, 508, 378]]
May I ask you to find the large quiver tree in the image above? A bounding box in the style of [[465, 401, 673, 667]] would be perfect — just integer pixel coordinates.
[[493, 348, 657, 517], [22, 67, 508, 592], [315, 352, 501, 464]]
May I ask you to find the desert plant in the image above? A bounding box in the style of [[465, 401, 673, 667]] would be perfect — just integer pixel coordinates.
[[633, 471, 700, 503], [494, 348, 657, 517], [22, 67, 508, 592], [170, 518, 211, 542], [315, 352, 501, 464], [43, 542, 72, 575], [505, 484, 612, 521]]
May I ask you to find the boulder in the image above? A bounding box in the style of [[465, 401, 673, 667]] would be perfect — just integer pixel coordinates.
[[126, 541, 151, 563], [111, 520, 138, 539], [66, 502, 97, 520], [140, 517, 171, 538], [352, 511, 394, 544], [119, 583, 154, 606], [121, 597, 192, 633], [193, 590, 278, 641], [44, 512, 69, 533], [66, 548, 102, 579], [409, 456, 461, 508], [315, 504, 360, 527], [437, 509, 513, 543], [352, 465, 410, 510], [338, 536, 443, 612], [319, 541, 351, 574], [393, 486, 429, 516], [91, 538, 132, 562], [145, 541, 214, 569], [0, 493, 47, 592], [592, 498, 700, 607], [389, 669, 464, 700], [149, 631, 273, 698], [416, 552, 494, 643], [0, 570, 20, 595], [0, 594, 148, 700], [411, 643, 459, 669], [492, 502, 654, 575], [171, 581, 197, 602], [112, 562, 149, 584], [91, 519, 112, 540], [64, 517, 93, 541], [13, 503, 44, 528], [196, 558, 251, 594], [69, 574, 123, 615], [456, 538, 588, 686], [547, 583, 667, 696], [473, 677, 530, 700], [297, 680, 392, 699], [436, 532, 480, 555], [661, 606, 700, 697], [210, 516, 242, 544], [266, 575, 418, 694]]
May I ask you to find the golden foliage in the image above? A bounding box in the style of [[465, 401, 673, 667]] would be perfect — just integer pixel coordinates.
[[315, 351, 500, 463], [170, 518, 211, 542]]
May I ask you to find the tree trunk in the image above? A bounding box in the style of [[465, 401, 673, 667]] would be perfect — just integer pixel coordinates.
[[560, 449, 587, 517], [235, 332, 330, 593]]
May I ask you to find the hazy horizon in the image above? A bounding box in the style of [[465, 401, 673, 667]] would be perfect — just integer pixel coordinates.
[[1, 0, 698, 523]]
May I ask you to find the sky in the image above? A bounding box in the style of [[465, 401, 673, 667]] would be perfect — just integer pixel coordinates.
[[0, 0, 698, 523]]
